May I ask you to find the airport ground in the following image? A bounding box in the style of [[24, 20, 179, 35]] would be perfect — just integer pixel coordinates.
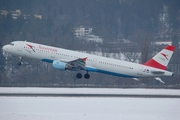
[[0, 87, 180, 120]]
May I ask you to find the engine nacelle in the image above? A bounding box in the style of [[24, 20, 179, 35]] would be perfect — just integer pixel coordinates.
[[52, 60, 72, 70]]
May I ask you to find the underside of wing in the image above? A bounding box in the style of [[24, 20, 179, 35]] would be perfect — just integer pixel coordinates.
[[59, 58, 87, 71]]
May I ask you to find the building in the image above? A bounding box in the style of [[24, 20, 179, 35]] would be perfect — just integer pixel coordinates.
[[85, 35, 103, 44], [10, 10, 21, 19], [74, 26, 92, 38], [0, 9, 43, 20], [152, 41, 172, 46], [0, 10, 8, 16], [74, 26, 103, 44], [34, 14, 43, 19]]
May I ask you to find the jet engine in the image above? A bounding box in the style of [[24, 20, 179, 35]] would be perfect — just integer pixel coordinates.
[[52, 60, 72, 70]]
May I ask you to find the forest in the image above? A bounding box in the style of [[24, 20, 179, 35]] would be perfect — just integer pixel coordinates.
[[0, 0, 180, 88]]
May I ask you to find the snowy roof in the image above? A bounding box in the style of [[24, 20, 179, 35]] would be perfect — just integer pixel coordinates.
[[152, 41, 172, 45]]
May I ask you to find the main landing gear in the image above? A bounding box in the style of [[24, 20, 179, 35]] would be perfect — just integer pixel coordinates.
[[17, 57, 23, 66], [76, 73, 90, 79]]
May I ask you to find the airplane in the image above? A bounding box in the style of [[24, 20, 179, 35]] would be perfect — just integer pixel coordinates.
[[2, 41, 175, 80]]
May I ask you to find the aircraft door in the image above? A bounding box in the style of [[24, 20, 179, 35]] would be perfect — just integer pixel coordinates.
[[50, 52, 56, 59], [17, 43, 23, 52], [92, 58, 97, 67], [137, 65, 143, 75]]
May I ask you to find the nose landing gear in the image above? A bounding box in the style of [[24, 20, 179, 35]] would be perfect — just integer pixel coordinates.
[[17, 57, 23, 66]]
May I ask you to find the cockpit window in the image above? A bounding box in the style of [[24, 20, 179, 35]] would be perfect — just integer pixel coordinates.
[[10, 43, 14, 46]]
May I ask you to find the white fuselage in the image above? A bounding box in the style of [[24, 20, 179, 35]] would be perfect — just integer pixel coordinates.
[[2, 41, 173, 78]]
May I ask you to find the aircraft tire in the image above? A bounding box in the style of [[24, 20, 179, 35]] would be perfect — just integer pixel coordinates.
[[84, 73, 90, 79], [17, 62, 21, 66], [76, 73, 82, 79]]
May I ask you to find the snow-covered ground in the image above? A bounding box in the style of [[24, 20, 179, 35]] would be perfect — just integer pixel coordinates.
[[0, 87, 180, 95], [0, 96, 180, 120], [0, 87, 180, 120]]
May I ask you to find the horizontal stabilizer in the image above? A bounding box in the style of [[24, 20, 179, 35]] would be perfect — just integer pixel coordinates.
[[155, 77, 165, 84], [133, 78, 139, 81]]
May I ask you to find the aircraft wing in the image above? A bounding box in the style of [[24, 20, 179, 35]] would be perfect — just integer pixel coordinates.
[[59, 57, 87, 71]]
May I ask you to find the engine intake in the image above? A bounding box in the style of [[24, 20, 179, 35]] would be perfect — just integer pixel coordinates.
[[52, 60, 72, 70]]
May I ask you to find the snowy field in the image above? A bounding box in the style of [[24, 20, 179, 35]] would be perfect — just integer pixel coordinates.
[[0, 87, 180, 120], [0, 87, 180, 95], [0, 97, 180, 120]]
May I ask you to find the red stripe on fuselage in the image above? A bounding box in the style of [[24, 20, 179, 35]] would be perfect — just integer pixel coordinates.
[[143, 59, 166, 70], [27, 44, 33, 49], [165, 45, 176, 51]]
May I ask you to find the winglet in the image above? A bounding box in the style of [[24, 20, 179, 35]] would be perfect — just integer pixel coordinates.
[[83, 57, 88, 61], [143, 45, 176, 70]]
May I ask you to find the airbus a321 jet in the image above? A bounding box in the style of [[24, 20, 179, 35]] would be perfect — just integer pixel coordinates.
[[2, 41, 175, 80]]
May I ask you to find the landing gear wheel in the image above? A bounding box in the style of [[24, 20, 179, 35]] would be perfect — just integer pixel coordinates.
[[17, 57, 23, 66], [17, 62, 22, 66], [84, 73, 90, 79], [76, 73, 82, 79]]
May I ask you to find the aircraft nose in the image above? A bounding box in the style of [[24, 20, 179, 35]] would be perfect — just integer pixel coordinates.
[[2, 45, 8, 52], [2, 46, 5, 50]]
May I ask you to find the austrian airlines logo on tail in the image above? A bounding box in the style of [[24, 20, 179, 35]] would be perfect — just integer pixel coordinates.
[[27, 44, 35, 52], [161, 53, 168, 60], [143, 45, 176, 70]]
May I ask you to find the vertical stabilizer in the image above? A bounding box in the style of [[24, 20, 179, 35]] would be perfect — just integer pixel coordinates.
[[143, 45, 176, 70]]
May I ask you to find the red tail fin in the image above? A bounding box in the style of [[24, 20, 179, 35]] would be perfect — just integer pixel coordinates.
[[143, 45, 176, 70]]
